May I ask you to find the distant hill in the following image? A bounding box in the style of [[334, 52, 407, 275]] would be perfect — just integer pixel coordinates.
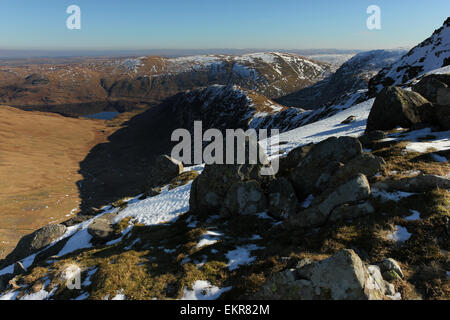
[[0, 52, 330, 116], [276, 49, 407, 109]]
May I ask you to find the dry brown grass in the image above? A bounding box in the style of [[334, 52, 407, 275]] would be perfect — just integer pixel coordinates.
[[0, 106, 113, 257]]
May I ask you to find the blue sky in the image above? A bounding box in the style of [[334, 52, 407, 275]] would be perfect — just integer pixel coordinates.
[[0, 0, 449, 50]]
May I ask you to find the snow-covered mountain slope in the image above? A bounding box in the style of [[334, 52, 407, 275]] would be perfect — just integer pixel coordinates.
[[105, 52, 331, 102], [369, 18, 450, 94], [153, 84, 313, 133], [0, 52, 331, 112], [277, 49, 407, 109]]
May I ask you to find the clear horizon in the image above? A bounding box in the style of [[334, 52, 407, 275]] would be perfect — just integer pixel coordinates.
[[1, 0, 449, 51]]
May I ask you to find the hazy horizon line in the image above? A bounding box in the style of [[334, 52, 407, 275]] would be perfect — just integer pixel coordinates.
[[0, 47, 413, 60]]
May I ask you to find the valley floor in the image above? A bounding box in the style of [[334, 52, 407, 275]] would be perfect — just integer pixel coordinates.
[[0, 106, 112, 257]]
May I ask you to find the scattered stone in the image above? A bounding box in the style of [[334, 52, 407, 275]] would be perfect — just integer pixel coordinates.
[[267, 177, 300, 220], [62, 215, 95, 228], [290, 136, 362, 199], [378, 258, 404, 279], [255, 250, 390, 300], [289, 174, 371, 227], [150, 155, 183, 187], [82, 207, 103, 216], [328, 202, 375, 223], [372, 174, 450, 193], [366, 86, 432, 132], [223, 180, 268, 216], [13, 262, 26, 275], [341, 115, 356, 124]]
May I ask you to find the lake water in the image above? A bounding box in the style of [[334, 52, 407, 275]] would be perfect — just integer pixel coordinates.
[[83, 111, 120, 120]]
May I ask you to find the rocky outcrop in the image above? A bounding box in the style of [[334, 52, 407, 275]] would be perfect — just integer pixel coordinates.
[[412, 74, 450, 103], [223, 180, 268, 216], [366, 86, 432, 132], [267, 177, 300, 220], [329, 153, 386, 186], [278, 143, 314, 174], [189, 137, 273, 217], [289, 137, 363, 199], [255, 249, 394, 300], [289, 174, 371, 227]]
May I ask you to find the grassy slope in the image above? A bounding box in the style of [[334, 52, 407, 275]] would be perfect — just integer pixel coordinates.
[[0, 106, 112, 257], [8, 137, 450, 300]]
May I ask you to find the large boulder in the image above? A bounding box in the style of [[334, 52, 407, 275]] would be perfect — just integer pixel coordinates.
[[411, 75, 450, 130], [190, 136, 273, 216], [412, 74, 449, 103], [87, 217, 117, 243], [255, 249, 391, 300], [150, 155, 183, 187], [366, 86, 432, 132], [222, 180, 268, 216], [289, 137, 362, 199], [267, 177, 300, 220], [289, 174, 371, 227], [2, 224, 66, 266], [278, 143, 314, 174], [329, 153, 386, 186]]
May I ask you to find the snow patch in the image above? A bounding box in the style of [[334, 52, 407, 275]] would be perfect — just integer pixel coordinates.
[[387, 226, 412, 243], [226, 244, 264, 271], [181, 280, 232, 300]]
